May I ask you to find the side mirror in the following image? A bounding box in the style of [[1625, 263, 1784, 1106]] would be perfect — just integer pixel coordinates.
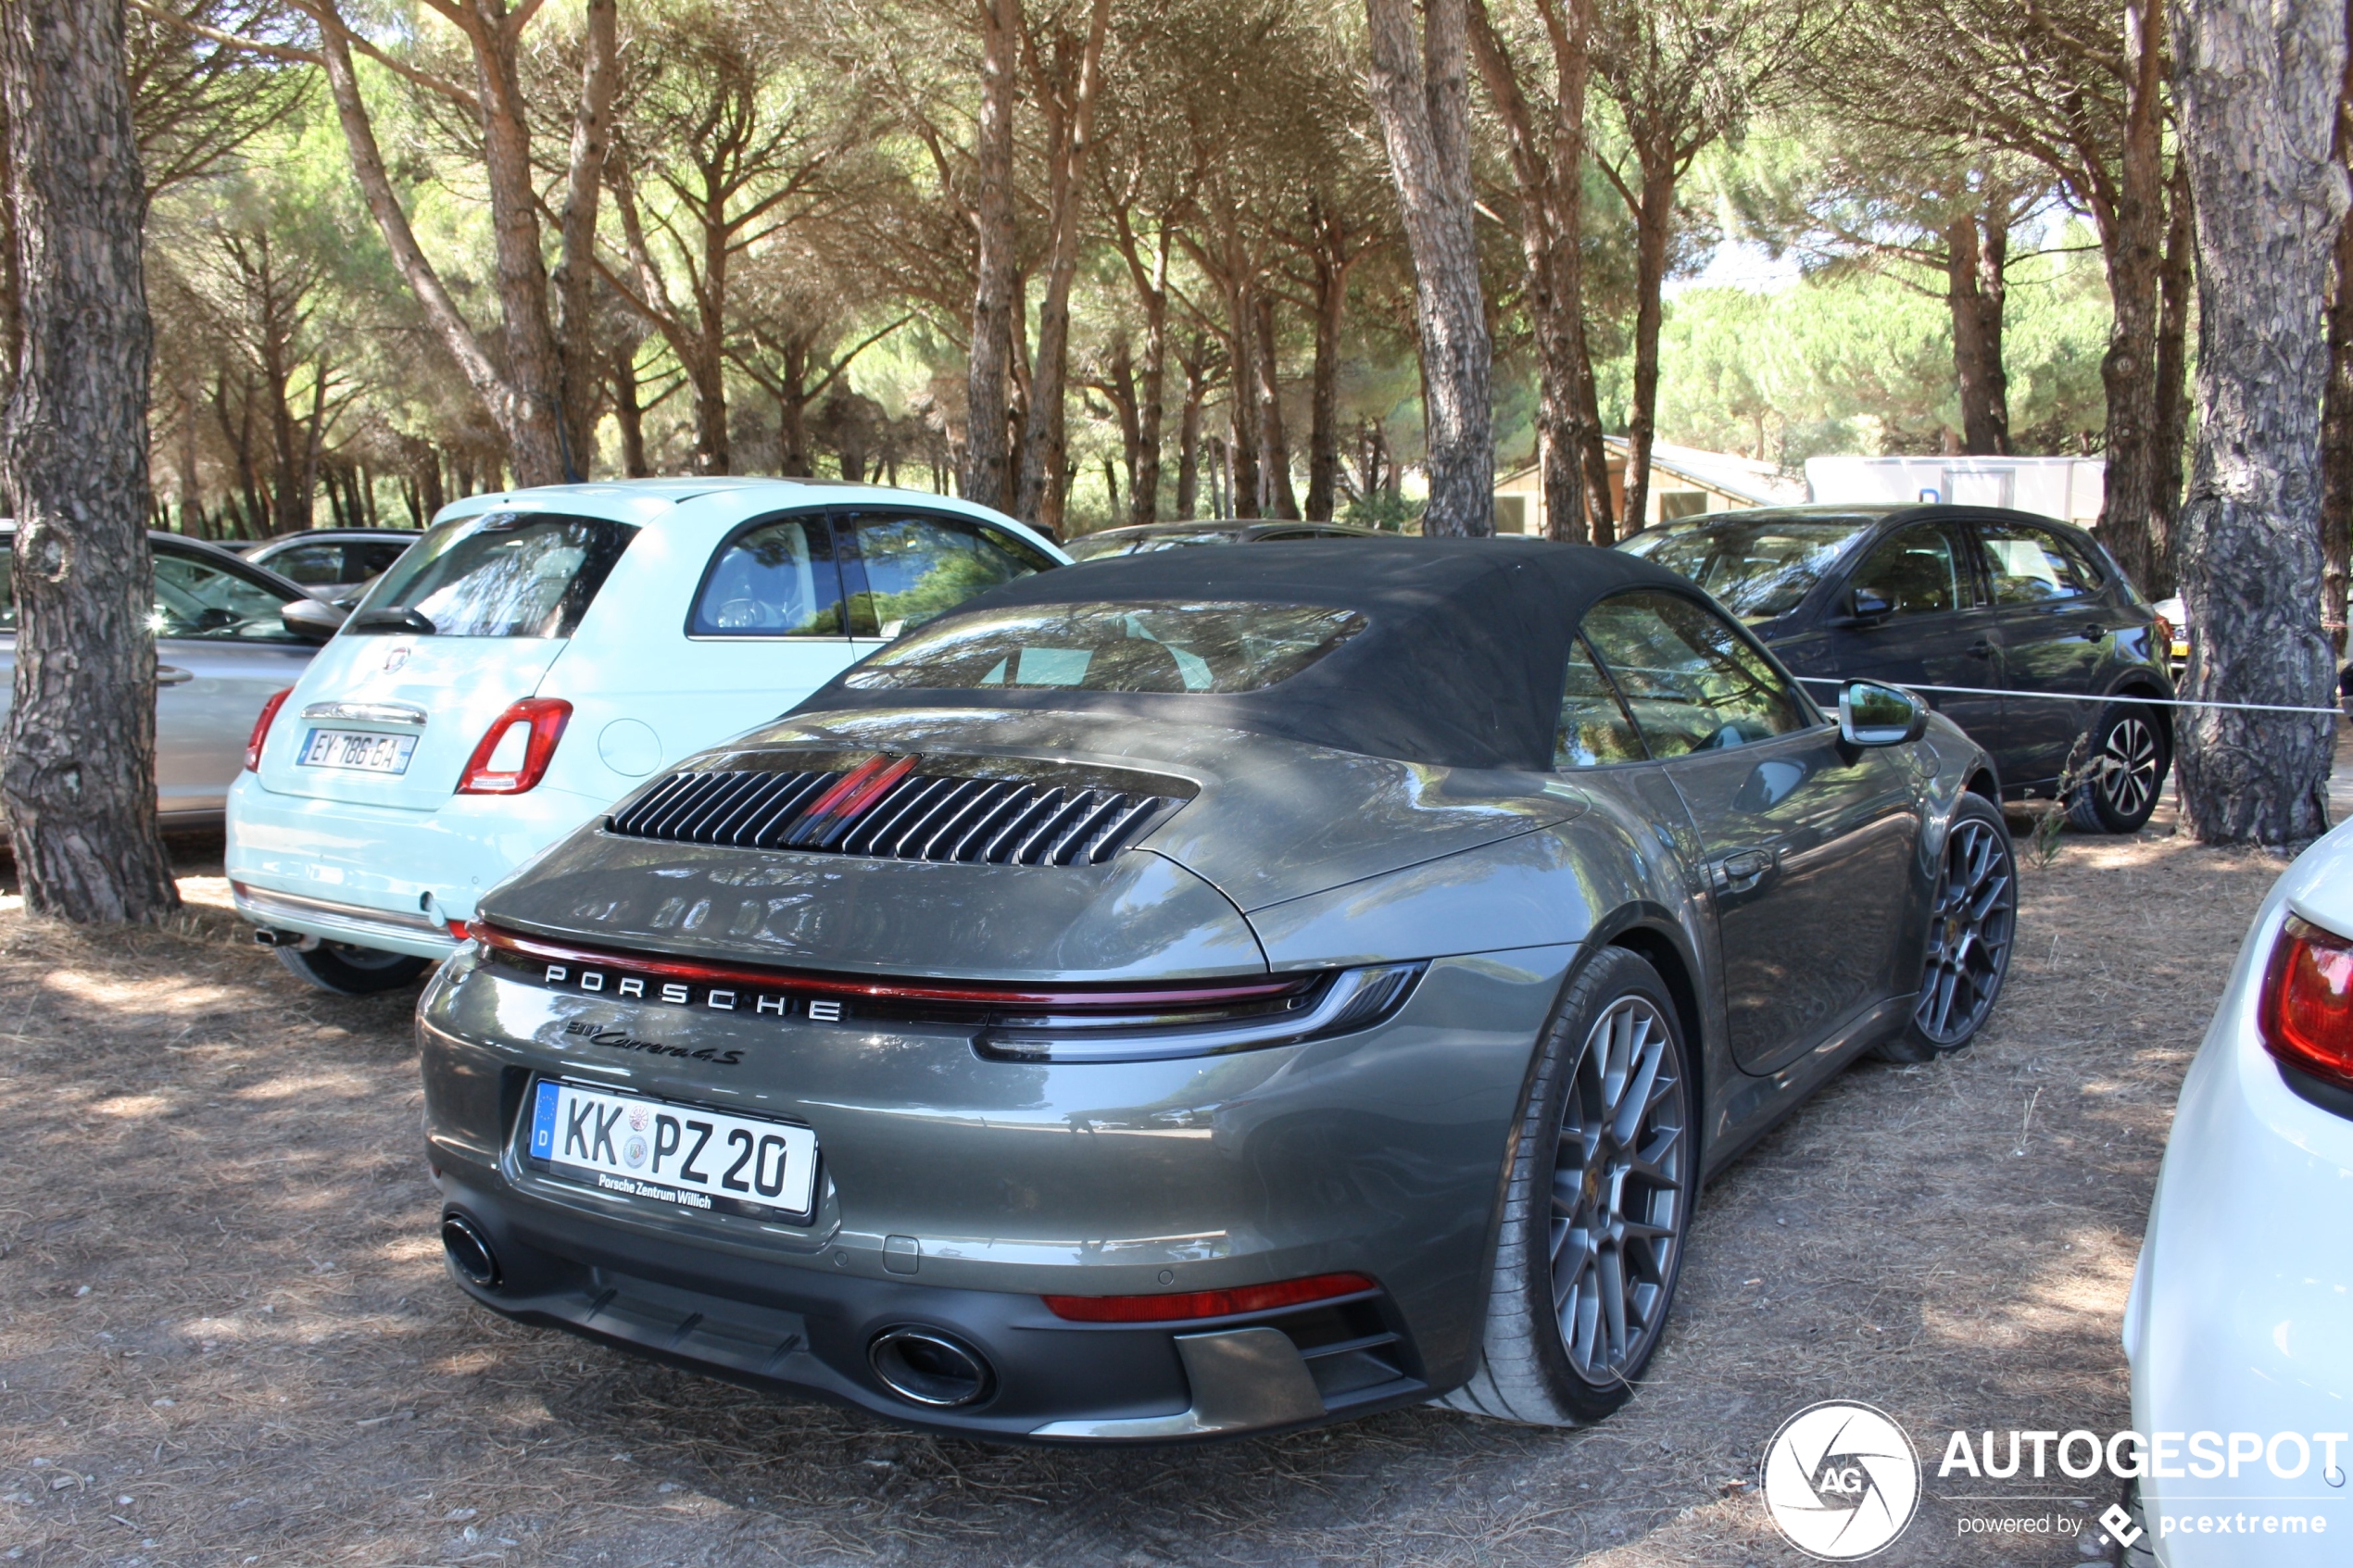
[[281, 596, 346, 644], [1839, 679, 1929, 746], [1849, 585, 1894, 621]]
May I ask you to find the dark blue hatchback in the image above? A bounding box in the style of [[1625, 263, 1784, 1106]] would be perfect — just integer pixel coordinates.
[[1620, 503, 2176, 833]]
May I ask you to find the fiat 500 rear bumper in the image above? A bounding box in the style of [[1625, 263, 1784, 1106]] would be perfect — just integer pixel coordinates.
[[417, 943, 1578, 1439]]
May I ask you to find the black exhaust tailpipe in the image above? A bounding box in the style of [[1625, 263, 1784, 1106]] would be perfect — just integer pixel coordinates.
[[440, 1213, 499, 1288], [868, 1326, 996, 1408]]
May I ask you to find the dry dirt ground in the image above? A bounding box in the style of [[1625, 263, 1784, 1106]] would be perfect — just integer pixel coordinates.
[[0, 777, 2319, 1568]]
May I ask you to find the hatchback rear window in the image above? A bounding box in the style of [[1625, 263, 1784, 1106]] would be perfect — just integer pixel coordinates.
[[843, 601, 1366, 694], [348, 513, 635, 637]]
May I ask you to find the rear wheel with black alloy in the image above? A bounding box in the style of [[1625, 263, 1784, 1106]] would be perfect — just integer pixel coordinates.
[[2065, 700, 2169, 834], [276, 940, 431, 996], [1878, 793, 2016, 1062], [1441, 946, 1692, 1426]]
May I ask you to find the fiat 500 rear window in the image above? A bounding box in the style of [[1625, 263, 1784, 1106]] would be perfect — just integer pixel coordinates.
[[345, 512, 637, 638], [843, 601, 1367, 695]]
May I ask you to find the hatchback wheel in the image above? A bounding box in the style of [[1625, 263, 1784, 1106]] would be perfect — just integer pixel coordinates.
[[2065, 701, 2168, 834], [276, 941, 431, 996], [1881, 794, 2016, 1061], [1442, 946, 1692, 1426]]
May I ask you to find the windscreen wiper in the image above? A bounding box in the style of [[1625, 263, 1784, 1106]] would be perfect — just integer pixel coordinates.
[[347, 606, 437, 634]]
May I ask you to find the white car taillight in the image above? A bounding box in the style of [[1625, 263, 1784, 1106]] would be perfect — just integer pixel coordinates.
[[2259, 914, 2353, 1091], [245, 688, 294, 772], [457, 699, 572, 795]]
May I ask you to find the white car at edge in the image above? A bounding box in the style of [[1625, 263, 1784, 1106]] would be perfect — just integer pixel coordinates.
[[2124, 813, 2353, 1564], [227, 479, 1065, 993]]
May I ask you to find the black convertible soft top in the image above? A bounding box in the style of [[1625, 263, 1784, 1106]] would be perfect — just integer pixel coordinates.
[[795, 536, 1702, 771]]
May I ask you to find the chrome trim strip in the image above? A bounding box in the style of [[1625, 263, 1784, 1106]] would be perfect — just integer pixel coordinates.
[[301, 700, 428, 726], [1031, 1327, 1326, 1439], [232, 882, 452, 941]]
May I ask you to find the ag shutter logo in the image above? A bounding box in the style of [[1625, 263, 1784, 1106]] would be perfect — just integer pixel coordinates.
[[1761, 1401, 1923, 1560]]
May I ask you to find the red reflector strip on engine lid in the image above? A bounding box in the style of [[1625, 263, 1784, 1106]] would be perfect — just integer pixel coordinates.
[[784, 753, 918, 847], [1043, 1272, 1377, 1323]]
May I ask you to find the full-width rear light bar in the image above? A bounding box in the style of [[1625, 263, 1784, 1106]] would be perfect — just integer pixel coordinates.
[[1043, 1272, 1378, 1323], [2259, 912, 2353, 1095], [465, 921, 1314, 1010]]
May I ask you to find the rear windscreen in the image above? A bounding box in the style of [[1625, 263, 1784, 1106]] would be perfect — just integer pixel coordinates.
[[348, 513, 636, 637], [1618, 518, 1872, 621], [843, 601, 1366, 694]]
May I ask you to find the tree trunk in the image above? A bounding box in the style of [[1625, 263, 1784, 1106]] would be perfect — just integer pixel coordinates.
[[1365, 0, 1492, 535], [1176, 349, 1206, 518], [0, 0, 179, 922], [1946, 208, 2011, 455], [311, 15, 539, 483], [1014, 0, 1112, 535], [2322, 0, 2353, 654], [1976, 204, 2012, 454], [1576, 328, 1614, 543], [2152, 155, 2196, 600], [1254, 292, 1299, 519], [963, 0, 1021, 511], [610, 340, 649, 478], [1305, 226, 1348, 521], [550, 0, 615, 482], [1223, 268, 1261, 517], [2096, 0, 2172, 596], [1101, 333, 1140, 507], [1126, 226, 1168, 525], [1466, 0, 1593, 541], [1620, 152, 1675, 535], [2167, 0, 2344, 845]]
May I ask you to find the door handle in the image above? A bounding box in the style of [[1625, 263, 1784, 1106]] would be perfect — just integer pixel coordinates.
[[2078, 624, 2107, 641], [155, 665, 193, 686], [1708, 848, 1776, 893]]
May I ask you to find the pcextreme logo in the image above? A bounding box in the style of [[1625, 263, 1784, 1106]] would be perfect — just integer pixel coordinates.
[[1761, 1401, 1923, 1560]]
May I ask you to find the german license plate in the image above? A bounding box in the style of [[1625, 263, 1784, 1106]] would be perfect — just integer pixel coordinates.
[[522, 1080, 819, 1222], [298, 727, 417, 774]]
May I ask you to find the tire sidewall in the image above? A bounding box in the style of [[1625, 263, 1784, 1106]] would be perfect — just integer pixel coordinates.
[[2071, 701, 2168, 834], [277, 942, 430, 996], [1890, 792, 2016, 1058], [1509, 946, 1693, 1421]]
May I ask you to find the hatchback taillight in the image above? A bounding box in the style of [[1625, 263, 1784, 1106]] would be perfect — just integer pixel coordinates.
[[245, 688, 294, 772], [2259, 914, 2353, 1091], [457, 699, 572, 795]]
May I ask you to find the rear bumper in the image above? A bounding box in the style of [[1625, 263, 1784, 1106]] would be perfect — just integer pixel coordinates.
[[418, 944, 1579, 1438], [436, 1160, 1428, 1442], [225, 771, 610, 957], [233, 881, 459, 958]]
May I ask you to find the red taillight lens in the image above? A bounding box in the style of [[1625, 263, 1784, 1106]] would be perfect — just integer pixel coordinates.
[[457, 699, 573, 795], [245, 687, 294, 772], [2259, 914, 2353, 1090], [1042, 1272, 1376, 1323]]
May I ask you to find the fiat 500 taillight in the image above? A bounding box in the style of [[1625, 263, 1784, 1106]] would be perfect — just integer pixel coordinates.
[[456, 699, 572, 795], [244, 688, 293, 772], [2258, 913, 2353, 1092]]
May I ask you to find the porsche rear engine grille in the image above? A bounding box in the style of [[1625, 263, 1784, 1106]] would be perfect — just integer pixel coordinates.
[[605, 757, 1183, 866]]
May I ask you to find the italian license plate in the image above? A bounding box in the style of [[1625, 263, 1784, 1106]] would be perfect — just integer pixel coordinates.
[[522, 1080, 819, 1222], [298, 727, 417, 774]]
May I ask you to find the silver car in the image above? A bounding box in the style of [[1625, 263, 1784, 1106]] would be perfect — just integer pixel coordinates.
[[417, 539, 2015, 1440], [0, 526, 326, 824]]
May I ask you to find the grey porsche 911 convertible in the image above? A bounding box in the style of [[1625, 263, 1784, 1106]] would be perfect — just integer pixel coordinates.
[[417, 539, 2015, 1441]]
